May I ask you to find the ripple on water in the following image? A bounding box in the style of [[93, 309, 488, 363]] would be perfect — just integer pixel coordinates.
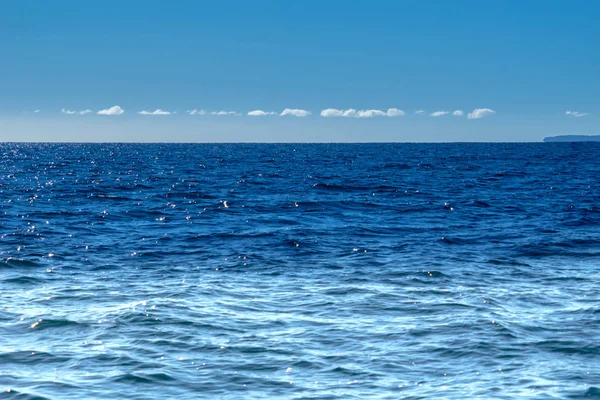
[[1, 143, 599, 399]]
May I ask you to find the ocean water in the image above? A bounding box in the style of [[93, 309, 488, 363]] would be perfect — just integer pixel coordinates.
[[1, 142, 599, 399]]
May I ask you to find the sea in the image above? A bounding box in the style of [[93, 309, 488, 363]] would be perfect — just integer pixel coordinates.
[[1, 142, 599, 399]]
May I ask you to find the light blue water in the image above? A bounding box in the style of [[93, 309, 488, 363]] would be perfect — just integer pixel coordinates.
[[1, 143, 599, 399]]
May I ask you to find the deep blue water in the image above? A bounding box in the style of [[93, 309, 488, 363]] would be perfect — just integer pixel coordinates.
[[1, 143, 599, 399]]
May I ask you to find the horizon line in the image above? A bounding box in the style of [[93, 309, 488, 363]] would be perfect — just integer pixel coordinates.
[[0, 140, 561, 144]]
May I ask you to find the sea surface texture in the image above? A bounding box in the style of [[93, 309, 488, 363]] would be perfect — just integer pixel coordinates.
[[1, 143, 599, 399]]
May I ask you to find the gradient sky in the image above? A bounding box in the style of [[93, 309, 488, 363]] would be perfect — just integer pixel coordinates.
[[1, 0, 598, 142]]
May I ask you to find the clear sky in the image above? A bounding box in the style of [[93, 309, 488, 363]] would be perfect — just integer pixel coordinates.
[[1, 0, 598, 142]]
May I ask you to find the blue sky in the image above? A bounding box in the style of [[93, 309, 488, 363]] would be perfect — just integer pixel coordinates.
[[1, 0, 598, 142]]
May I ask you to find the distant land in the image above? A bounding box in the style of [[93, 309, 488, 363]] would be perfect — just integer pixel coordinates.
[[543, 135, 600, 142]]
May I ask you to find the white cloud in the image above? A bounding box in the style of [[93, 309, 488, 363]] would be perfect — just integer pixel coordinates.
[[387, 108, 405, 117], [415, 110, 426, 115], [188, 109, 206, 115], [281, 108, 311, 117], [357, 109, 387, 117], [565, 111, 588, 117], [430, 111, 449, 117], [248, 110, 277, 116], [98, 105, 125, 115], [63, 108, 93, 115], [453, 110, 464, 116], [34, 110, 40, 113], [321, 108, 346, 117], [138, 109, 171, 115], [320, 108, 405, 118], [467, 108, 496, 119], [211, 111, 241, 116]]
